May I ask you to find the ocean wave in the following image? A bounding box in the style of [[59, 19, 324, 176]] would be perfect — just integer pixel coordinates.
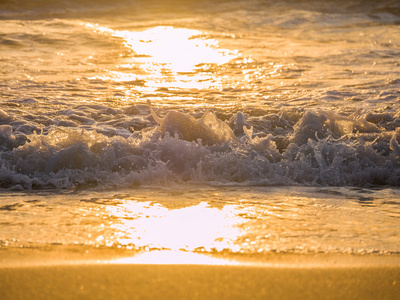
[[1, 103, 400, 189], [1, 0, 399, 20]]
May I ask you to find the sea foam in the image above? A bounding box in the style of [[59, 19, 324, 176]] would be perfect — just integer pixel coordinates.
[[0, 103, 399, 189], [148, 101, 236, 145]]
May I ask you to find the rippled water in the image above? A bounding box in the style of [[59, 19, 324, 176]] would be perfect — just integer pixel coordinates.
[[0, 0, 400, 256], [1, 186, 400, 255]]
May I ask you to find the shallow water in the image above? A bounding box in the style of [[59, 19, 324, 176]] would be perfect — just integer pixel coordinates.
[[0, 0, 400, 257], [1, 186, 400, 255]]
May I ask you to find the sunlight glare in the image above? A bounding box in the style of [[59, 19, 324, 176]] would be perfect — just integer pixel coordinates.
[[105, 201, 246, 252], [112, 250, 240, 265], [86, 24, 239, 90], [115, 26, 236, 73]]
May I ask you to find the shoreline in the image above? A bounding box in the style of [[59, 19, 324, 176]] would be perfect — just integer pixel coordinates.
[[1, 247, 399, 299], [2, 245, 400, 267]]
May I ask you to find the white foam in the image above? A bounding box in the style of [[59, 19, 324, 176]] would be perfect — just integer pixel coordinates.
[[0, 104, 398, 189], [0, 125, 13, 139], [148, 101, 235, 145], [291, 110, 379, 146]]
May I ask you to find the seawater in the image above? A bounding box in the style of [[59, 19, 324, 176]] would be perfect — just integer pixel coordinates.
[[0, 0, 400, 256]]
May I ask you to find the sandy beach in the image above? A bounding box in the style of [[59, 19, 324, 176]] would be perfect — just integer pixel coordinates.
[[1, 248, 399, 300]]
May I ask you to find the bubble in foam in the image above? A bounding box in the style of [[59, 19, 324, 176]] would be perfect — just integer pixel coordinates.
[[0, 125, 12, 139]]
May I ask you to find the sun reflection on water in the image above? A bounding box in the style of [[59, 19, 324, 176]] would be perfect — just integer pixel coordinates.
[[86, 24, 238, 91], [115, 26, 237, 73], [104, 200, 246, 253]]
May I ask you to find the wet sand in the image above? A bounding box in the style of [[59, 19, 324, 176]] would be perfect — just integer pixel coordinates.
[[1, 248, 399, 300]]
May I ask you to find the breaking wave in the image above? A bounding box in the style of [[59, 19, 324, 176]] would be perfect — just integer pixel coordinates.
[[1, 103, 400, 189]]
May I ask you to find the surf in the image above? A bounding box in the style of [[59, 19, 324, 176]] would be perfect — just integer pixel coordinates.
[[147, 100, 236, 145]]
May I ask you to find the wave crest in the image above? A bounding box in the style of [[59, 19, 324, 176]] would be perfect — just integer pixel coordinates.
[[0, 106, 399, 189]]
